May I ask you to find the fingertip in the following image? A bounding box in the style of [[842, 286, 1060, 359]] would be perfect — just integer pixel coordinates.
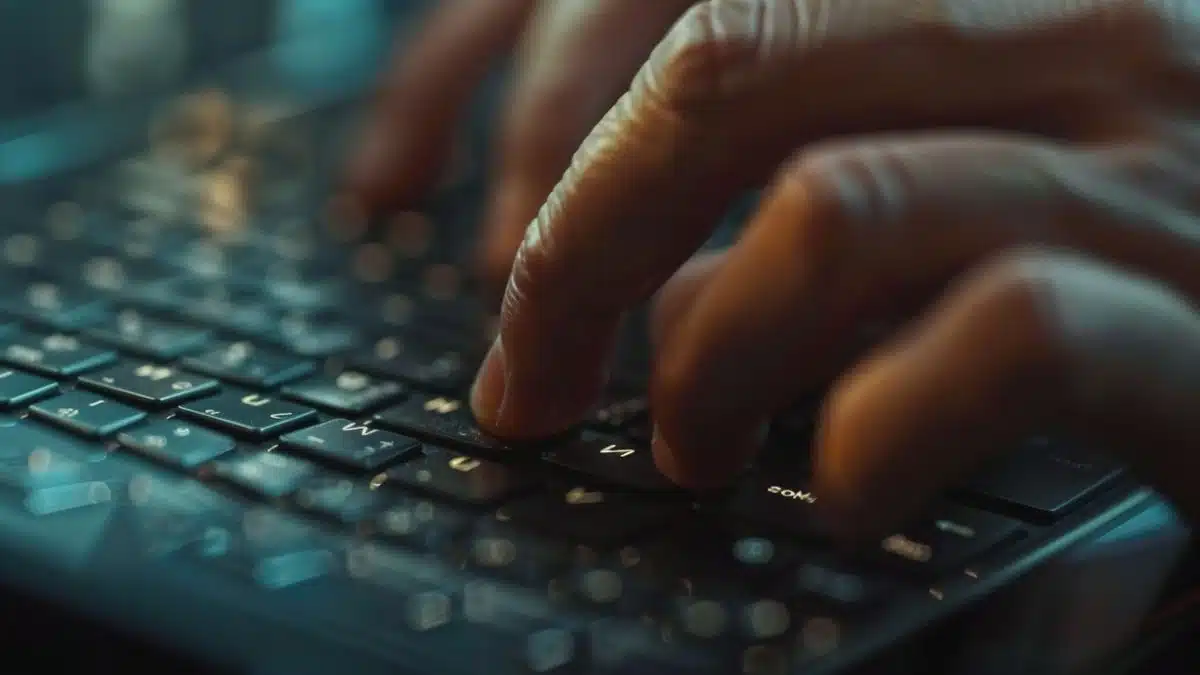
[[651, 421, 763, 491]]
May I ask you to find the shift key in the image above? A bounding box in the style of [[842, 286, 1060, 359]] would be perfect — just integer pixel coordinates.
[[961, 439, 1123, 524]]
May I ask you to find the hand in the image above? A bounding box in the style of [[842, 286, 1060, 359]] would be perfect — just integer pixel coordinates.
[[468, 0, 1200, 539], [344, 0, 697, 294]]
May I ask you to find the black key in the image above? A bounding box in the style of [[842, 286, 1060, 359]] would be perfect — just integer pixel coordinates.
[[637, 522, 801, 595], [377, 448, 537, 506], [213, 451, 319, 499], [80, 361, 219, 407], [961, 438, 1123, 523], [547, 433, 676, 492], [589, 396, 648, 431], [498, 486, 687, 546], [281, 419, 420, 472], [118, 420, 235, 470], [1, 280, 107, 330], [0, 331, 116, 377], [84, 308, 211, 360], [791, 563, 888, 609], [30, 391, 146, 438], [727, 473, 825, 539], [375, 393, 505, 454], [0, 368, 57, 408], [869, 505, 1022, 578], [294, 476, 387, 524], [182, 340, 314, 388], [352, 336, 469, 392], [282, 370, 406, 415], [178, 390, 318, 439]]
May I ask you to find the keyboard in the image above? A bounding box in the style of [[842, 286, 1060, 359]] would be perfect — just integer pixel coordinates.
[[0, 87, 1147, 675]]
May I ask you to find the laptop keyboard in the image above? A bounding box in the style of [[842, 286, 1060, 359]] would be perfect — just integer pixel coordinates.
[[0, 93, 1130, 672]]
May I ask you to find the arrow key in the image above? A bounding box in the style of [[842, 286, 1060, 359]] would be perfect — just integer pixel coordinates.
[[546, 432, 678, 492]]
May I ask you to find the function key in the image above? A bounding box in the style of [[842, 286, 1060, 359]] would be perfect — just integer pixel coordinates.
[[178, 390, 318, 439], [0, 331, 116, 377], [351, 336, 469, 393], [281, 419, 420, 472], [30, 391, 146, 438], [498, 486, 687, 547], [868, 505, 1023, 578], [546, 433, 676, 492], [0, 368, 57, 408], [182, 340, 314, 388], [84, 308, 211, 360], [213, 451, 318, 499], [0, 280, 107, 330], [727, 473, 825, 540], [376, 448, 537, 506], [281, 370, 406, 416], [118, 420, 235, 470], [374, 393, 504, 454], [80, 361, 219, 407], [960, 438, 1123, 524]]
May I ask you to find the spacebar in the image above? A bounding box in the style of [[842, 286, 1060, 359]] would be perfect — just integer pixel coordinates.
[[960, 440, 1123, 524]]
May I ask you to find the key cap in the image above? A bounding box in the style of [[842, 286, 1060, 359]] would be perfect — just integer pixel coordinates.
[[375, 393, 506, 454], [294, 476, 387, 524], [498, 487, 687, 547], [80, 361, 219, 407], [727, 473, 825, 540], [30, 391, 146, 438], [118, 420, 235, 470], [0, 368, 57, 408], [1, 280, 107, 330], [869, 505, 1022, 578], [182, 340, 314, 388], [281, 419, 420, 472], [0, 416, 110, 490], [0, 331, 116, 377], [213, 451, 319, 499], [546, 433, 676, 492], [589, 395, 648, 431], [282, 370, 406, 416], [84, 308, 210, 360], [352, 335, 469, 392], [961, 438, 1123, 524], [377, 448, 537, 506], [178, 390, 318, 439]]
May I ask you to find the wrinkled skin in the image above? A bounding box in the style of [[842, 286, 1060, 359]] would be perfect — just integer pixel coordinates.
[[351, 0, 1200, 540]]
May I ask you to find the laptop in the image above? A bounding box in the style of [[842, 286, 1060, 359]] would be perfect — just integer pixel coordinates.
[[0, 3, 1191, 674]]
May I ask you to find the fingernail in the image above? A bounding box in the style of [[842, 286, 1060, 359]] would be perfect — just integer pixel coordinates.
[[470, 336, 508, 429]]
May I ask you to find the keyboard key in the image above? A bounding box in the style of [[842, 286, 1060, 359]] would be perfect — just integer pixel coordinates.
[[294, 476, 387, 524], [374, 497, 473, 553], [547, 433, 676, 492], [0, 417, 106, 490], [961, 438, 1123, 523], [352, 336, 469, 392], [0, 331, 116, 377], [178, 390, 318, 439], [281, 370, 406, 415], [791, 563, 887, 609], [498, 487, 687, 547], [636, 523, 801, 595], [727, 473, 825, 539], [0, 368, 57, 408], [80, 361, 219, 407], [118, 420, 235, 470], [30, 391, 146, 438], [377, 448, 537, 506], [281, 419, 420, 472], [1, 280, 107, 330], [375, 393, 506, 454], [213, 451, 319, 499], [590, 395, 648, 431], [84, 308, 211, 360], [869, 505, 1022, 578], [182, 340, 314, 388]]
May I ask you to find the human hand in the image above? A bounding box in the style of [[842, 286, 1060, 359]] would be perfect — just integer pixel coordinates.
[[468, 0, 1200, 539], [344, 0, 697, 295]]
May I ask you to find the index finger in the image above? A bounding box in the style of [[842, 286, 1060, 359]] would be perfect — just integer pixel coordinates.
[[469, 0, 1170, 438]]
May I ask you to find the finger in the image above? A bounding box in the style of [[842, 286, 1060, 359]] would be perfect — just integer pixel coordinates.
[[814, 248, 1200, 539], [476, 0, 697, 291], [473, 0, 1187, 437], [649, 132, 1200, 489], [651, 251, 728, 351], [345, 0, 536, 211]]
